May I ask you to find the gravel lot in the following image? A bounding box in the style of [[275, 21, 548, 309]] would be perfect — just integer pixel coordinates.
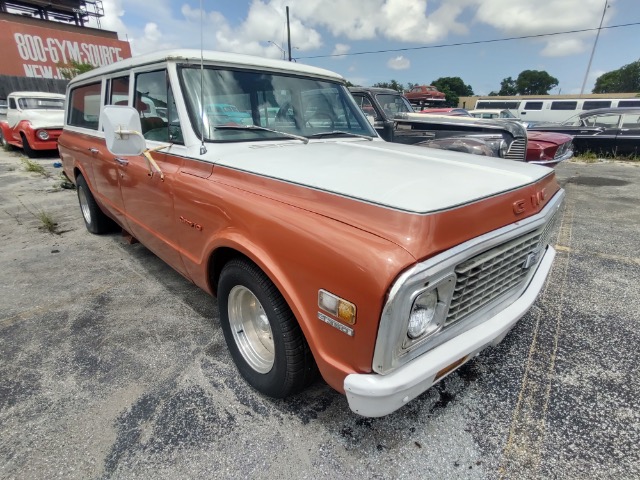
[[1, 149, 639, 480]]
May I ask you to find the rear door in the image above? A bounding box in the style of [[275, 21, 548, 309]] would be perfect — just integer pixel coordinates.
[[616, 112, 640, 155]]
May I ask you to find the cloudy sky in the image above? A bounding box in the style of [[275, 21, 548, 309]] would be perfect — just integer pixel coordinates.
[[92, 0, 638, 95]]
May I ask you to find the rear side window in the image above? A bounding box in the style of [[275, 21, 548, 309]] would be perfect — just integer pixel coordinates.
[[583, 101, 611, 110], [618, 100, 640, 107], [68, 82, 101, 130], [9, 98, 17, 109], [524, 101, 543, 110], [551, 101, 577, 111], [476, 101, 520, 109]]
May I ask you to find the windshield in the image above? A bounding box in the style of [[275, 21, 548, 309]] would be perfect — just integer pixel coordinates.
[[375, 93, 413, 116], [18, 98, 64, 110], [179, 67, 376, 142]]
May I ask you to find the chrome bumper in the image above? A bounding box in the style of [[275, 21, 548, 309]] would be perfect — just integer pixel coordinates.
[[344, 245, 556, 417], [530, 149, 574, 166]]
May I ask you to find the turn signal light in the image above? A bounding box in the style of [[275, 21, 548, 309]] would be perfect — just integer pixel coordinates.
[[318, 289, 356, 325]]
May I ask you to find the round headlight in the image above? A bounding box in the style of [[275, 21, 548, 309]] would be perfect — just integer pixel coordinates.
[[499, 139, 508, 157], [37, 130, 49, 140], [407, 290, 438, 339]]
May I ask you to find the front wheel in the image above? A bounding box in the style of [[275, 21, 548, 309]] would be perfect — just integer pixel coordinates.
[[0, 130, 12, 149], [76, 174, 116, 234], [218, 259, 317, 398], [20, 133, 35, 158]]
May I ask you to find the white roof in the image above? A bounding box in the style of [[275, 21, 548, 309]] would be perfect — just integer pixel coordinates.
[[70, 49, 345, 84], [8, 91, 65, 99]]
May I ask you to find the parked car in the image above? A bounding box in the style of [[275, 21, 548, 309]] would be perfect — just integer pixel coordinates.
[[528, 107, 640, 156], [205, 103, 253, 125], [0, 91, 65, 157], [58, 49, 564, 417], [404, 85, 446, 106], [350, 87, 528, 161], [469, 109, 518, 120], [526, 131, 574, 167], [416, 107, 471, 116], [0, 99, 7, 117], [352, 87, 572, 166]]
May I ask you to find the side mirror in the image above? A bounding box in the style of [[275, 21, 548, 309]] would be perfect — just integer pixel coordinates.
[[101, 105, 146, 156]]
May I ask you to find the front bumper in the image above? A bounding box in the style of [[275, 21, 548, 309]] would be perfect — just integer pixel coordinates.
[[530, 148, 573, 166], [344, 245, 556, 417], [29, 129, 62, 151]]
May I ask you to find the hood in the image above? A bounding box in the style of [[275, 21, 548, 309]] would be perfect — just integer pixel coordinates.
[[213, 139, 551, 214], [527, 131, 573, 146], [398, 113, 527, 139], [18, 109, 64, 129]]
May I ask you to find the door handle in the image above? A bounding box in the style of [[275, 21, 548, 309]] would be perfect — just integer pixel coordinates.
[[114, 157, 129, 166], [88, 147, 99, 154]]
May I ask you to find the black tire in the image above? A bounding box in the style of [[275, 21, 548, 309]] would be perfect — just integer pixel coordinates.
[[218, 258, 317, 398], [0, 130, 12, 149], [21, 133, 35, 158], [76, 174, 116, 234]]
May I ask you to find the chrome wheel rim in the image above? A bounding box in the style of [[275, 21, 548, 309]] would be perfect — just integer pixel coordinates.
[[228, 285, 274, 373], [78, 186, 92, 225]]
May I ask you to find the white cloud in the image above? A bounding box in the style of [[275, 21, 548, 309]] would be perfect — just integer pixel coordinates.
[[86, 0, 612, 61], [473, 0, 610, 57], [540, 36, 590, 57], [331, 43, 351, 59], [129, 23, 175, 55], [387, 56, 410, 70]]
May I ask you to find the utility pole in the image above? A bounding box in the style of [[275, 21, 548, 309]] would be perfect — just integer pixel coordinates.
[[580, 0, 609, 96], [286, 6, 292, 61]]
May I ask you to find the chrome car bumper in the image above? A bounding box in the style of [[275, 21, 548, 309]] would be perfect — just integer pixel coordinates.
[[344, 245, 556, 417], [530, 149, 573, 166]]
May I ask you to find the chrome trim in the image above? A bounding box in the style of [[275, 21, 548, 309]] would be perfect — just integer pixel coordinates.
[[346, 246, 557, 417], [530, 149, 573, 165], [372, 188, 565, 374], [504, 137, 527, 161]]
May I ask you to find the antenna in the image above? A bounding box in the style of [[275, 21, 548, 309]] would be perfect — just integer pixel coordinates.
[[199, 0, 207, 154]]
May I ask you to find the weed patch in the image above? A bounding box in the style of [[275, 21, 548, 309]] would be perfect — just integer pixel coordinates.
[[21, 158, 48, 176]]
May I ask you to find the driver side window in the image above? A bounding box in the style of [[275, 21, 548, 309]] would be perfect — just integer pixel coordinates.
[[135, 70, 183, 143]]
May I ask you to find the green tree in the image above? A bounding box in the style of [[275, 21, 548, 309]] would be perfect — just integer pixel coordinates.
[[57, 61, 95, 80], [497, 76, 517, 96], [372, 80, 404, 92], [514, 70, 558, 95], [593, 59, 640, 93], [431, 76, 474, 107]]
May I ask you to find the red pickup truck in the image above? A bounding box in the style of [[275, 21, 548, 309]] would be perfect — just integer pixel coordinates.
[[404, 85, 446, 105]]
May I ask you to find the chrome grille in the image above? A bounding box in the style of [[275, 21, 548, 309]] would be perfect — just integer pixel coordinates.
[[505, 138, 527, 161], [446, 211, 558, 325]]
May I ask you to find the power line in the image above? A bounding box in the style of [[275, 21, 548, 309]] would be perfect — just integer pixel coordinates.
[[295, 21, 640, 60]]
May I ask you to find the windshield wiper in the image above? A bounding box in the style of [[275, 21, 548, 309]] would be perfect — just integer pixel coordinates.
[[213, 124, 309, 144], [308, 130, 374, 141]]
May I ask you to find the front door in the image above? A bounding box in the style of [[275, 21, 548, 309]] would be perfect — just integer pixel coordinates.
[[116, 69, 189, 278]]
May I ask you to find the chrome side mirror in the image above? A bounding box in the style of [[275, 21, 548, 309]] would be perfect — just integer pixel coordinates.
[[100, 105, 146, 156]]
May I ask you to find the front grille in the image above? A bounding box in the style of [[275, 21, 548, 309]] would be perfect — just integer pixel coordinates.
[[446, 211, 558, 325], [505, 138, 527, 161]]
